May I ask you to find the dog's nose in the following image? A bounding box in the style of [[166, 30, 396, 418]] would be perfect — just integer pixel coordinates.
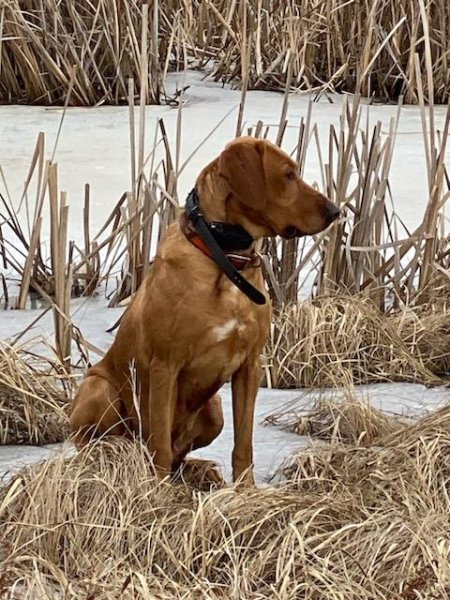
[[326, 203, 340, 223]]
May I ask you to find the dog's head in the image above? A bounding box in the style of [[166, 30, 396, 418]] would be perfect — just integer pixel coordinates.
[[217, 137, 340, 239]]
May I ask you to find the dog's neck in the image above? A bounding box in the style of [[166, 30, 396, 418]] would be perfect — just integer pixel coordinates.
[[195, 160, 229, 222]]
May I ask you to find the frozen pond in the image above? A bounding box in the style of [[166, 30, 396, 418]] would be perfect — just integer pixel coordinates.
[[1, 383, 449, 485], [1, 70, 449, 244]]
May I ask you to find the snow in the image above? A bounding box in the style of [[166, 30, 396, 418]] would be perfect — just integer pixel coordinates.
[[1, 70, 449, 245], [0, 443, 69, 484], [0, 70, 449, 485], [1, 383, 448, 485]]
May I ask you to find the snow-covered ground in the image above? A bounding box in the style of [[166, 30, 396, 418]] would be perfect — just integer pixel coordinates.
[[0, 70, 449, 485], [1, 383, 449, 485], [1, 70, 449, 242]]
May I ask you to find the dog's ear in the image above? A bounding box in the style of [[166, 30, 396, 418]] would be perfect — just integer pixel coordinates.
[[217, 140, 267, 210]]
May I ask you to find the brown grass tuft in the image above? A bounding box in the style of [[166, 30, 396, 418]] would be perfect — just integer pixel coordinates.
[[0, 343, 70, 445], [2, 405, 450, 597], [394, 282, 450, 379], [264, 295, 447, 389], [268, 392, 406, 446]]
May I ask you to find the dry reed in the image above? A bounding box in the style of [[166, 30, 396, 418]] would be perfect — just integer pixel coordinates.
[[0, 342, 70, 445], [2, 1, 450, 105], [2, 403, 450, 598]]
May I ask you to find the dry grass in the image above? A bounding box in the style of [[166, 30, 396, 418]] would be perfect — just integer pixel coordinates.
[[266, 392, 407, 446], [0, 342, 70, 445], [393, 276, 450, 379], [264, 294, 450, 389], [2, 1, 450, 104], [0, 0, 161, 105], [395, 310, 450, 380], [1, 403, 450, 598]]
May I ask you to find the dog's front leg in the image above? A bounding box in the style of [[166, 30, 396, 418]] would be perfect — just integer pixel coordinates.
[[147, 358, 177, 478], [231, 355, 260, 485]]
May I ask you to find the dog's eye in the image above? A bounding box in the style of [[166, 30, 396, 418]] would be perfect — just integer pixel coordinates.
[[286, 170, 296, 181]]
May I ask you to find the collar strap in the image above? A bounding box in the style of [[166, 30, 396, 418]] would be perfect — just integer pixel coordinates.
[[185, 189, 254, 251], [183, 189, 266, 305], [183, 226, 261, 271]]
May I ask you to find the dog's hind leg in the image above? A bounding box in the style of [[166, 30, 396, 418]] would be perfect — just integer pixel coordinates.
[[172, 394, 225, 485], [70, 375, 126, 446], [190, 394, 224, 452], [172, 394, 224, 464]]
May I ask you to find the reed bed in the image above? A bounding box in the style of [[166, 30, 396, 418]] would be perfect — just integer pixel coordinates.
[[1, 403, 450, 598], [262, 87, 450, 309], [3, 90, 448, 312], [2, 0, 450, 105], [0, 107, 178, 361], [204, 0, 450, 104], [0, 0, 161, 105], [0, 342, 70, 445], [264, 294, 450, 389]]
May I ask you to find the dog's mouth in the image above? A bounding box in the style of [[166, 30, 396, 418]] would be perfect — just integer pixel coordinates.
[[281, 226, 306, 239]]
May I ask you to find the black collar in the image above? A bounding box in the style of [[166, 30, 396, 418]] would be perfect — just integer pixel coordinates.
[[184, 189, 266, 305], [185, 189, 254, 251]]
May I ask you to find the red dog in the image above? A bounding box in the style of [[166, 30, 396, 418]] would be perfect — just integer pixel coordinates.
[[70, 137, 339, 484]]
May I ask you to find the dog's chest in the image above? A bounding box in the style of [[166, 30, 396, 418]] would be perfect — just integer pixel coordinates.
[[206, 304, 259, 375], [211, 317, 248, 344], [211, 319, 249, 372], [179, 290, 268, 410], [189, 303, 259, 374]]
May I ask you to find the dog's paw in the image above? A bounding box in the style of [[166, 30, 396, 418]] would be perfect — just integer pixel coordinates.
[[234, 469, 255, 489], [175, 458, 224, 490]]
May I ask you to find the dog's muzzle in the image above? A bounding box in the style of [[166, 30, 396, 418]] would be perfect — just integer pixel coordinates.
[[281, 226, 306, 239]]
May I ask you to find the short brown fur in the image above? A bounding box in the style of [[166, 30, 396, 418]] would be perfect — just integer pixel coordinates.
[[70, 137, 339, 484]]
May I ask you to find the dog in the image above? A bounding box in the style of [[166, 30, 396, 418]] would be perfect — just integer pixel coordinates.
[[70, 137, 340, 484]]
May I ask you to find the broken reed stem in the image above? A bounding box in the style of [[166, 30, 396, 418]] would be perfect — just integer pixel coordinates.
[[151, 0, 160, 103], [17, 216, 42, 310], [128, 77, 137, 200], [81, 183, 100, 296], [235, 0, 249, 138], [49, 169, 71, 371]]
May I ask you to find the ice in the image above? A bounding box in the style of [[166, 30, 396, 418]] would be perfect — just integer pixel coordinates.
[[1, 383, 448, 485]]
